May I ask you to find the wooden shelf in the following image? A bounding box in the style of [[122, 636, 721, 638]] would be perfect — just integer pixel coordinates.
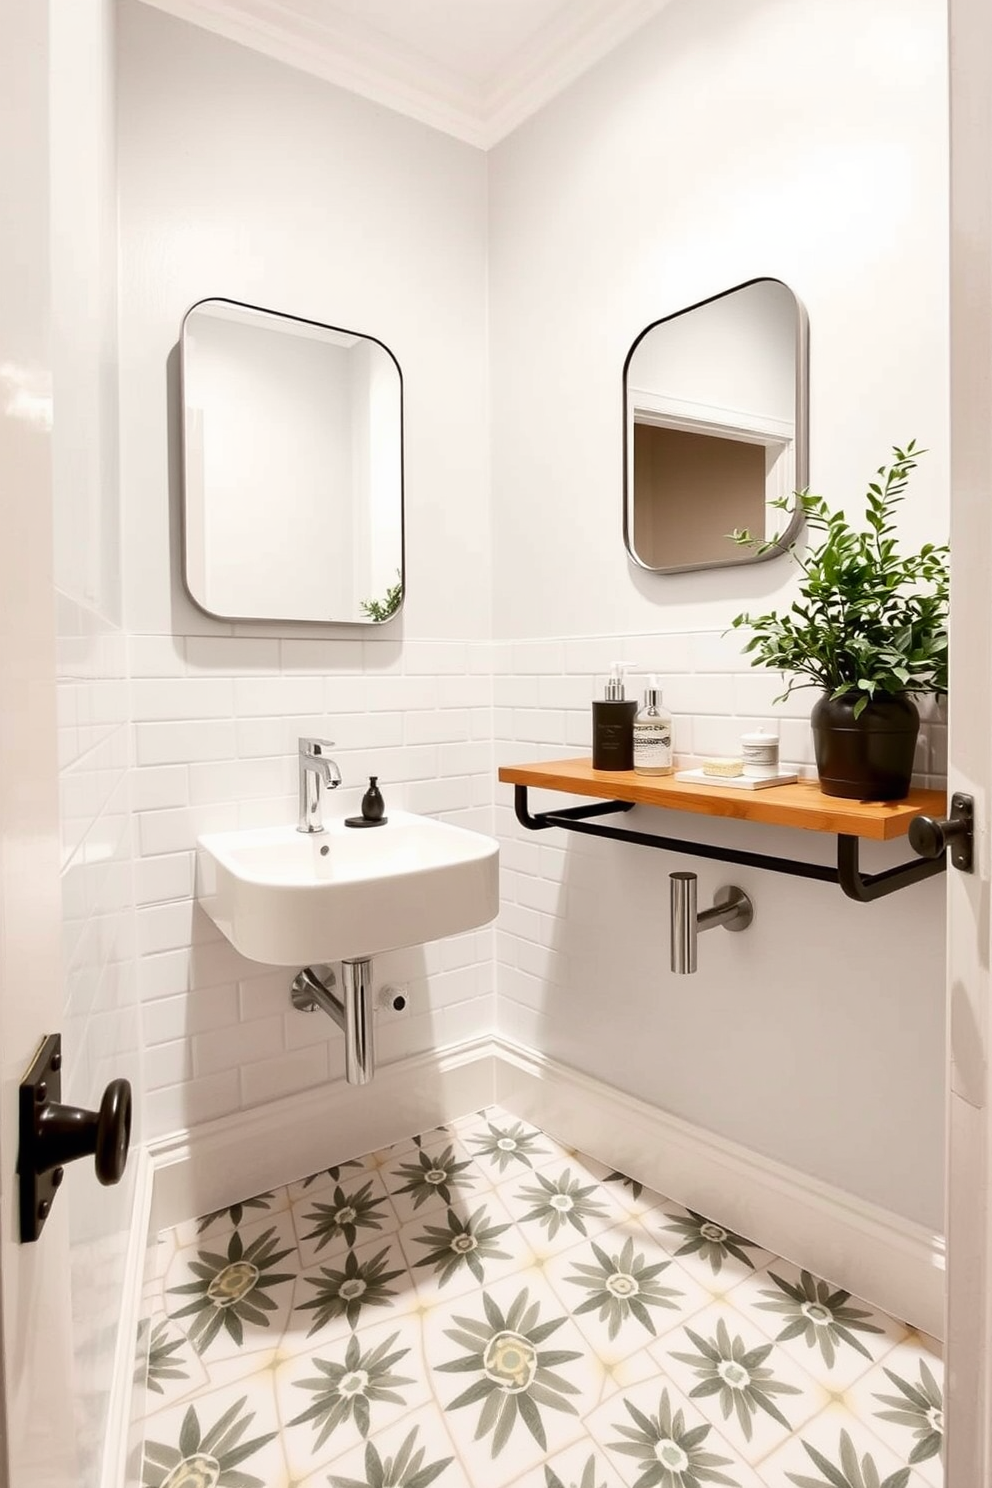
[[498, 757, 946, 843]]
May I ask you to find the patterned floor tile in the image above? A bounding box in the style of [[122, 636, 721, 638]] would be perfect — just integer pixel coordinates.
[[755, 1397, 933, 1487], [729, 1256, 909, 1391], [139, 1374, 288, 1487], [424, 1269, 597, 1479], [379, 1133, 488, 1225], [303, 1402, 461, 1488], [287, 1157, 369, 1204], [457, 1108, 560, 1180], [133, 1311, 209, 1415], [529, 1437, 627, 1488], [498, 1160, 630, 1259], [131, 1107, 944, 1488], [290, 1168, 400, 1270], [644, 1200, 777, 1294], [275, 1313, 435, 1480], [173, 1184, 291, 1249], [288, 1231, 420, 1356], [394, 1187, 539, 1306], [541, 1217, 714, 1366], [649, 1299, 829, 1465], [164, 1209, 300, 1366], [843, 1332, 944, 1485], [585, 1374, 770, 1487]]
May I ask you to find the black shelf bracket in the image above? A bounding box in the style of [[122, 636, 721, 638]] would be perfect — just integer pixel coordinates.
[[512, 784, 973, 903]]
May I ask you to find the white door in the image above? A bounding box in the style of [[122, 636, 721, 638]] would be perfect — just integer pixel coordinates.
[[0, 1, 81, 1483], [945, 0, 992, 1481]]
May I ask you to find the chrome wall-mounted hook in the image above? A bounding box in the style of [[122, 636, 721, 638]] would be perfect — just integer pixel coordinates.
[[670, 873, 753, 975]]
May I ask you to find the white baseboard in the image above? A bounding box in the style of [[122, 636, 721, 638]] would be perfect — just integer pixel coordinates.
[[495, 1037, 945, 1341], [147, 1036, 500, 1235], [100, 1145, 154, 1488], [142, 1033, 944, 1342]]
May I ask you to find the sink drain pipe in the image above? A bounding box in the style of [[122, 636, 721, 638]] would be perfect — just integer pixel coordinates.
[[291, 960, 375, 1085]]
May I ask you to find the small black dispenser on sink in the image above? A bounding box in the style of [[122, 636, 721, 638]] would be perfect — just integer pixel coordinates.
[[345, 776, 387, 828]]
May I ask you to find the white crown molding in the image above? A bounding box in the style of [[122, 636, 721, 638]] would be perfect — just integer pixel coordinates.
[[481, 0, 670, 144], [137, 0, 670, 148]]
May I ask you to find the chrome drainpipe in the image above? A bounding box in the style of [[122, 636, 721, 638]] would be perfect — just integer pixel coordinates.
[[291, 959, 375, 1084]]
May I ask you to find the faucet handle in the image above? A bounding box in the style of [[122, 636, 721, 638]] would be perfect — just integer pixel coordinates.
[[299, 737, 336, 756]]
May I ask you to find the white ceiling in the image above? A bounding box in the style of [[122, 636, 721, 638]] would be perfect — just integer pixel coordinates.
[[139, 0, 670, 147]]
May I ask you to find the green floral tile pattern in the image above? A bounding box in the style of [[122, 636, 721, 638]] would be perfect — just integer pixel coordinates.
[[141, 1396, 276, 1488], [137, 1318, 191, 1396], [545, 1454, 610, 1488], [134, 1104, 943, 1488], [608, 1386, 740, 1487], [436, 1286, 582, 1456], [328, 1427, 453, 1488], [411, 1203, 513, 1286], [300, 1179, 391, 1253], [195, 1192, 276, 1234], [756, 1271, 886, 1368], [166, 1225, 296, 1354], [468, 1118, 550, 1173], [872, 1358, 943, 1464], [661, 1210, 763, 1275], [566, 1235, 684, 1339], [297, 1244, 406, 1335], [669, 1318, 802, 1440], [515, 1167, 611, 1240], [389, 1144, 477, 1210], [786, 1428, 910, 1488], [288, 1330, 414, 1444]]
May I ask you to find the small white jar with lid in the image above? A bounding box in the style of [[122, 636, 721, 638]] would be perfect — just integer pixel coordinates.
[[741, 729, 780, 779]]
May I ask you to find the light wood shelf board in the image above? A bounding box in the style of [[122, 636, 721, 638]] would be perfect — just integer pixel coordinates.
[[498, 757, 945, 842]]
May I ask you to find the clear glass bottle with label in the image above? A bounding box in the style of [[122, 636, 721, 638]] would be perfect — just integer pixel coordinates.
[[633, 675, 673, 774]]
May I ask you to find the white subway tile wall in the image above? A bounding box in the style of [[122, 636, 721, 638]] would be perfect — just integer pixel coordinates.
[[128, 625, 946, 1152], [57, 592, 143, 1480], [131, 635, 496, 1140], [58, 596, 139, 1125]]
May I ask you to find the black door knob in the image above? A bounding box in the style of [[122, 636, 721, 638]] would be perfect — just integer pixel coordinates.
[[36, 1078, 132, 1186], [908, 793, 974, 871], [19, 1034, 133, 1242]]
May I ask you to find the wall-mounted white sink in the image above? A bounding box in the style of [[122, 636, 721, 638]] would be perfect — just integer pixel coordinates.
[[196, 811, 500, 966]]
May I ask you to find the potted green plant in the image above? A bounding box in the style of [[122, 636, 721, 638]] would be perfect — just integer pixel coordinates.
[[729, 442, 948, 800]]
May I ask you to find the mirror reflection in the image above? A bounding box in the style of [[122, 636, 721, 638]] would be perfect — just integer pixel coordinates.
[[623, 278, 808, 574], [181, 298, 403, 624]]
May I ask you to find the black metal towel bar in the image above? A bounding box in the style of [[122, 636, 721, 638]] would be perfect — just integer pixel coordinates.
[[512, 785, 973, 903]]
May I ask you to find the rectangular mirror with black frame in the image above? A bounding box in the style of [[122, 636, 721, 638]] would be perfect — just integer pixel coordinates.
[[181, 298, 404, 624], [623, 278, 809, 575]]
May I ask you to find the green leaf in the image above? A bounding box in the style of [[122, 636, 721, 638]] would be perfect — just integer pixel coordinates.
[[178, 1406, 201, 1458]]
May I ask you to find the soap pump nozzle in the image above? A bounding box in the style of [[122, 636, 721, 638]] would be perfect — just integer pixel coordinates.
[[644, 673, 662, 709], [604, 661, 629, 701]]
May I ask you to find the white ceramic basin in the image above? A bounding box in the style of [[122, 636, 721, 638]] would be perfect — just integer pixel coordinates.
[[196, 811, 500, 966]]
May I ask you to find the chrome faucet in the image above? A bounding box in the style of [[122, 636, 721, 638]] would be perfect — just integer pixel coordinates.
[[297, 737, 342, 833]]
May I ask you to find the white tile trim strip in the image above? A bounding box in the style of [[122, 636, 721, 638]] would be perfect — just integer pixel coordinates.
[[100, 1145, 154, 1488], [494, 1037, 946, 1342]]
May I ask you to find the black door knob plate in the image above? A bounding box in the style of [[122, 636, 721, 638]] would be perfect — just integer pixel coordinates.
[[18, 1034, 133, 1242]]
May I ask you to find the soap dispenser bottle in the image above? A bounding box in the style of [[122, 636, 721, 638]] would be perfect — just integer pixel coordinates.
[[592, 662, 637, 770], [633, 675, 673, 775], [361, 776, 385, 822]]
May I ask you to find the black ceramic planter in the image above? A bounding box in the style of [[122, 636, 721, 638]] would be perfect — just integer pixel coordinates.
[[811, 692, 920, 801]]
